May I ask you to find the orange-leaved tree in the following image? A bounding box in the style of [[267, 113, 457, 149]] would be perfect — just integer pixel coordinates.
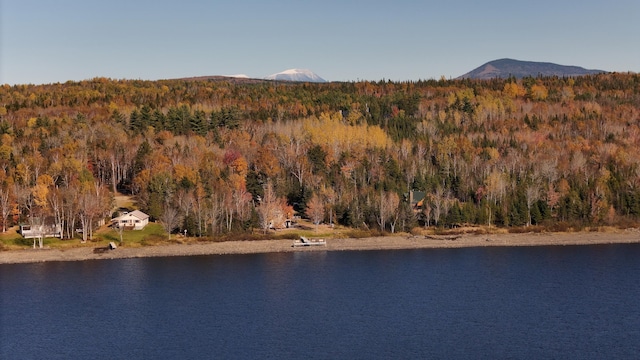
[[306, 193, 325, 230]]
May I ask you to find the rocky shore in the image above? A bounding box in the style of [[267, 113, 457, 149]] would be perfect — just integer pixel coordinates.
[[2, 230, 640, 265]]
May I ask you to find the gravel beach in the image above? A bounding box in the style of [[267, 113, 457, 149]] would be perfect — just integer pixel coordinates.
[[2, 230, 640, 265]]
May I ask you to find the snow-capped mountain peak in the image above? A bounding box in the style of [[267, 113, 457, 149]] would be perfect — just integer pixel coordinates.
[[265, 69, 326, 82]]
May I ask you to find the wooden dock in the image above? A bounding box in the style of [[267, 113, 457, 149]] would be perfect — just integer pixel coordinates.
[[292, 237, 326, 247]]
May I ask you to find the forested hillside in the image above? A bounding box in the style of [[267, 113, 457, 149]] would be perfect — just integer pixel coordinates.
[[1, 73, 639, 239]]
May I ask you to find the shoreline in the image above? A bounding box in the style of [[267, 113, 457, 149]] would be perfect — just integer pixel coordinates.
[[2, 230, 640, 265]]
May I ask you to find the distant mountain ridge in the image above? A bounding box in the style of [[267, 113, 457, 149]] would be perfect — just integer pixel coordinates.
[[174, 69, 326, 83], [265, 69, 326, 82], [458, 58, 606, 80]]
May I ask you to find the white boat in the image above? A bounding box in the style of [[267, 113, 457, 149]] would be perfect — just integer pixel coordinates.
[[292, 236, 326, 247]]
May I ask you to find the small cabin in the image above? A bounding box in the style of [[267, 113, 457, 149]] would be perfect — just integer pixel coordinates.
[[112, 210, 149, 230], [408, 190, 426, 211], [19, 220, 62, 239]]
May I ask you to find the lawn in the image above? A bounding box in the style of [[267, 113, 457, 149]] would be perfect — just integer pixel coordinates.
[[0, 223, 169, 250], [94, 223, 167, 247]]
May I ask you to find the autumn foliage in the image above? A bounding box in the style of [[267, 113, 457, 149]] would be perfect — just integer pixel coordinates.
[[1, 72, 640, 238]]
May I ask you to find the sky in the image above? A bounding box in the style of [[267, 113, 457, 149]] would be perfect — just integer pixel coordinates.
[[1, 0, 639, 85]]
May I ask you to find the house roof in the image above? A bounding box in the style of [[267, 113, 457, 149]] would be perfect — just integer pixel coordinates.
[[115, 210, 149, 221], [128, 210, 149, 220], [408, 190, 426, 205]]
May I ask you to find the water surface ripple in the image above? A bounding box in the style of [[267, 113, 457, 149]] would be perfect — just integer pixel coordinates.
[[2, 243, 640, 359]]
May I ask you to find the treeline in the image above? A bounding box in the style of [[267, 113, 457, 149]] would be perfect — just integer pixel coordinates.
[[0, 72, 639, 239]]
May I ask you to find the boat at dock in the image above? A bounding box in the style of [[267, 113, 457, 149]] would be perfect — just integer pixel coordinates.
[[292, 236, 326, 247]]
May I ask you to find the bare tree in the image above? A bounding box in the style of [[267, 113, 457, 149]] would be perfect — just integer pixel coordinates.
[[321, 187, 337, 226], [232, 186, 252, 230], [175, 188, 194, 219], [432, 187, 449, 226], [78, 188, 97, 243], [78, 184, 112, 242], [485, 170, 507, 226], [47, 186, 64, 238], [116, 220, 125, 245], [525, 184, 540, 226], [0, 187, 11, 233], [29, 215, 45, 249], [222, 190, 234, 232], [387, 192, 400, 233], [421, 201, 432, 228], [377, 191, 400, 232], [404, 161, 417, 191], [257, 181, 279, 234], [160, 206, 182, 240], [193, 185, 205, 237], [205, 193, 223, 235], [62, 186, 79, 240]]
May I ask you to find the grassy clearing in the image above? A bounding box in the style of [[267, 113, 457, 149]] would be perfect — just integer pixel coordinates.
[[0, 228, 91, 250], [12, 217, 626, 252], [0, 227, 33, 250], [114, 194, 136, 210], [0, 223, 169, 250], [94, 223, 167, 247]]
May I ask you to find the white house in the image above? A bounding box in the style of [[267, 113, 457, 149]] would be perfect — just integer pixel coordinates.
[[19, 222, 62, 239], [112, 210, 149, 230]]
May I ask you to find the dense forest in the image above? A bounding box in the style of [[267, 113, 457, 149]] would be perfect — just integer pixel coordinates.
[[1, 72, 639, 240]]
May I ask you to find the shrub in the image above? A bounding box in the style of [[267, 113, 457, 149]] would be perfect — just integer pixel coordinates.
[[141, 234, 168, 246], [343, 229, 383, 238], [508, 226, 545, 234]]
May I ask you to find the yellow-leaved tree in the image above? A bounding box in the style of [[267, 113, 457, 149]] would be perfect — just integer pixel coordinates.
[[529, 84, 548, 101], [29, 175, 54, 248], [503, 82, 526, 98]]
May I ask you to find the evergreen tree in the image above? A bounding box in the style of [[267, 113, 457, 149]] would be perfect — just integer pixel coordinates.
[[307, 145, 327, 174], [530, 201, 543, 225], [182, 213, 197, 237], [129, 109, 141, 133], [111, 109, 125, 125], [509, 193, 528, 226], [445, 202, 462, 227], [190, 110, 207, 136], [246, 170, 264, 203], [133, 140, 152, 176], [146, 172, 176, 221], [139, 105, 152, 130], [152, 108, 167, 130], [217, 107, 240, 129]]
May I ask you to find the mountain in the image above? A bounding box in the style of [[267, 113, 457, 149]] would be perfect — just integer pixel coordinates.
[[457, 58, 606, 80], [174, 75, 267, 85], [224, 74, 249, 79], [265, 69, 326, 82]]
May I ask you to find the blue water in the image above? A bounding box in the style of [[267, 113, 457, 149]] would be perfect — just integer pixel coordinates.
[[2, 244, 640, 359]]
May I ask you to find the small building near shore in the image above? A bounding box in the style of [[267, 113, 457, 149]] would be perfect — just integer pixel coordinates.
[[19, 222, 62, 239], [112, 210, 149, 230], [407, 190, 426, 211]]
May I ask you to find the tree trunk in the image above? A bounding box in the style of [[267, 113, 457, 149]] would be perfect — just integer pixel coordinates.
[[226, 211, 233, 232], [81, 216, 88, 243], [89, 218, 93, 241]]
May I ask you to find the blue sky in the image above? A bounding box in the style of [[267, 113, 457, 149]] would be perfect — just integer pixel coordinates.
[[2, 0, 638, 84]]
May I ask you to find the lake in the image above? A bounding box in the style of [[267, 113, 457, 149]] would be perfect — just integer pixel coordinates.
[[2, 244, 640, 359]]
